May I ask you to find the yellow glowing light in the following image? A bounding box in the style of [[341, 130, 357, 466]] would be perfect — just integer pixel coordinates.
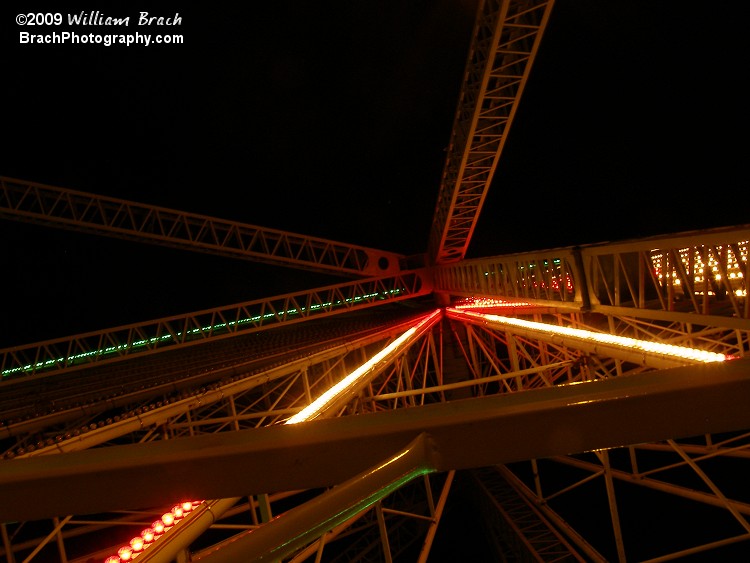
[[130, 536, 145, 551], [286, 310, 441, 424], [454, 297, 532, 308], [650, 241, 748, 296], [451, 309, 729, 363]]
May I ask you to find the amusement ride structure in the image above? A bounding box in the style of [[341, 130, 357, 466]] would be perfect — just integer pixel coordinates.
[[1, 1, 749, 561]]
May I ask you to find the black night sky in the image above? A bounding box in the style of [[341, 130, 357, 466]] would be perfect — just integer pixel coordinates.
[[1, 0, 748, 346]]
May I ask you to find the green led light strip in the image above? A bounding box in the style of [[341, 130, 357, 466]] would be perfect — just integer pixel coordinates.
[[1, 289, 402, 378]]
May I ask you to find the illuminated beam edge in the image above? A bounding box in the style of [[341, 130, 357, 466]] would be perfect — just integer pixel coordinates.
[[191, 434, 436, 563], [285, 309, 442, 423], [101, 313, 442, 562], [102, 499, 211, 563], [106, 435, 438, 563], [427, 0, 554, 264], [1, 358, 749, 522], [3, 313, 438, 446], [0, 270, 431, 379], [446, 307, 731, 368]]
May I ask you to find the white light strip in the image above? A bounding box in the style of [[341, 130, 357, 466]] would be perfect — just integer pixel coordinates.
[[449, 308, 730, 364], [285, 310, 441, 424], [454, 297, 532, 308]]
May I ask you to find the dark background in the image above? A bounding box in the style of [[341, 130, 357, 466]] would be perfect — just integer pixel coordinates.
[[1, 0, 748, 345]]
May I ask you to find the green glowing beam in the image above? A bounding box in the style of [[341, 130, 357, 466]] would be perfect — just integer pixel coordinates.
[[1, 289, 403, 378]]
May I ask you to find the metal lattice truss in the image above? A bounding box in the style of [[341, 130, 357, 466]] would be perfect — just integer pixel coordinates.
[[2, 0, 750, 561], [434, 226, 750, 316], [428, 0, 555, 264], [434, 225, 750, 360], [2, 306, 749, 562], [0, 176, 404, 277], [0, 270, 430, 379]]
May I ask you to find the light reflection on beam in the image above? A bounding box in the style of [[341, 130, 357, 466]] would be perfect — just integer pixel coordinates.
[[191, 434, 437, 562], [446, 307, 731, 364]]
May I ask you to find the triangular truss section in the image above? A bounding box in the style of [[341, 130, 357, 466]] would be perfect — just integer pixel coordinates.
[[0, 176, 404, 277]]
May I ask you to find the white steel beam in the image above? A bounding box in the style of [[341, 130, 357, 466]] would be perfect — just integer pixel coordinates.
[[0, 270, 430, 379], [428, 0, 555, 264], [0, 176, 404, 277], [1, 358, 748, 522]]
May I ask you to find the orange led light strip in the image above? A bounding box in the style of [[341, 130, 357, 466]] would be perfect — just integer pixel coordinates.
[[448, 308, 730, 364]]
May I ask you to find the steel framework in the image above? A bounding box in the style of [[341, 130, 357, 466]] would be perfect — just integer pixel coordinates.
[[1, 1, 749, 562], [0, 176, 404, 278]]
